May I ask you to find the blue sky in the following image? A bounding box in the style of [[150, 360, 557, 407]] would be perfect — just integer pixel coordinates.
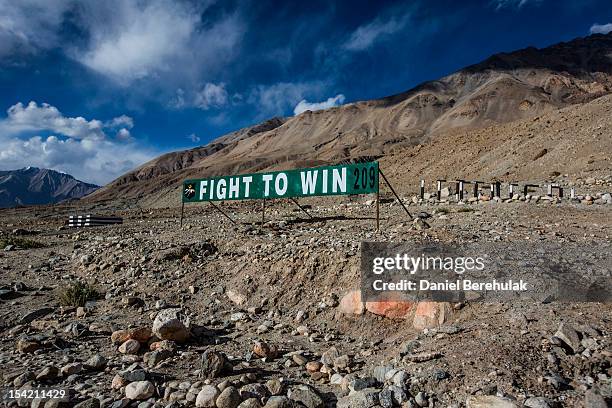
[[0, 0, 611, 185]]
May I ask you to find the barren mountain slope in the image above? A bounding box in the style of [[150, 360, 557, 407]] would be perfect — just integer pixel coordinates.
[[99, 94, 612, 209], [90, 33, 612, 203], [380, 93, 612, 192], [0, 167, 99, 208]]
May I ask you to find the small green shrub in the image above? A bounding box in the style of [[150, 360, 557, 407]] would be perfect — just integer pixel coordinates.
[[0, 237, 45, 249], [59, 282, 99, 307], [455, 207, 475, 213]]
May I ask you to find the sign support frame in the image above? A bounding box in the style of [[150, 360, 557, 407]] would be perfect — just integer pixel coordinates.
[[261, 199, 266, 225], [180, 202, 185, 228], [290, 197, 313, 219], [378, 168, 413, 220], [209, 201, 237, 225], [375, 191, 380, 231]]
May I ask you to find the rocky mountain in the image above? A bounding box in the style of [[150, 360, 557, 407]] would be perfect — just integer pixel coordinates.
[[90, 33, 612, 204], [0, 167, 99, 208]]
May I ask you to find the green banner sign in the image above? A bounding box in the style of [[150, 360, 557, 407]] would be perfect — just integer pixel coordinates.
[[182, 162, 379, 202]]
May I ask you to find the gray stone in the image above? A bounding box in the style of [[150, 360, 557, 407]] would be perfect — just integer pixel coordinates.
[[13, 371, 35, 387], [287, 385, 324, 408], [265, 379, 283, 396], [61, 362, 83, 376], [109, 400, 130, 408], [320, 346, 340, 366], [84, 355, 107, 370], [263, 396, 294, 408], [524, 397, 552, 408], [584, 390, 607, 408], [389, 385, 408, 405], [391, 370, 409, 389], [36, 366, 59, 381], [553, 322, 581, 353], [201, 350, 228, 379], [238, 398, 263, 408], [73, 399, 100, 408], [144, 349, 174, 367], [350, 377, 378, 392], [372, 365, 393, 383], [378, 388, 393, 408], [121, 369, 147, 382], [336, 388, 379, 408], [466, 396, 518, 408], [415, 391, 428, 407], [216, 386, 241, 408], [19, 307, 54, 324], [240, 383, 269, 401]]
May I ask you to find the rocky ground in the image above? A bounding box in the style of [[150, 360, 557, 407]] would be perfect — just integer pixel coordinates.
[[0, 190, 611, 408]]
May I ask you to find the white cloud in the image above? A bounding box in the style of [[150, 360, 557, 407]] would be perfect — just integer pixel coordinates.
[[0, 134, 155, 185], [187, 133, 201, 143], [344, 13, 410, 51], [115, 128, 132, 141], [0, 0, 72, 58], [294, 94, 346, 115], [0, 1, 245, 86], [247, 82, 325, 118], [77, 1, 198, 81], [73, 1, 245, 84], [195, 83, 229, 110], [169, 88, 187, 109], [0, 102, 106, 139], [106, 114, 134, 129], [590, 23, 612, 35], [0, 101, 158, 185]]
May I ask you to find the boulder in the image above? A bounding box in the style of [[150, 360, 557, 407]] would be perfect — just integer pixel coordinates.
[[287, 385, 324, 408], [365, 300, 413, 319], [413, 302, 450, 330], [253, 340, 278, 359], [553, 322, 581, 353], [338, 290, 364, 315], [238, 398, 263, 408], [118, 339, 140, 354], [216, 386, 241, 408], [584, 389, 607, 408], [127, 327, 153, 343], [125, 381, 155, 400], [201, 350, 228, 379], [196, 385, 220, 407], [227, 290, 247, 306], [263, 396, 294, 408], [152, 309, 189, 343], [336, 388, 379, 408]]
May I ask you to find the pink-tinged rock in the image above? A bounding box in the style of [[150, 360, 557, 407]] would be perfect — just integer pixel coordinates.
[[118, 339, 141, 355], [226, 290, 247, 306], [413, 302, 451, 330], [366, 300, 414, 319], [338, 290, 365, 315], [127, 327, 153, 343]]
